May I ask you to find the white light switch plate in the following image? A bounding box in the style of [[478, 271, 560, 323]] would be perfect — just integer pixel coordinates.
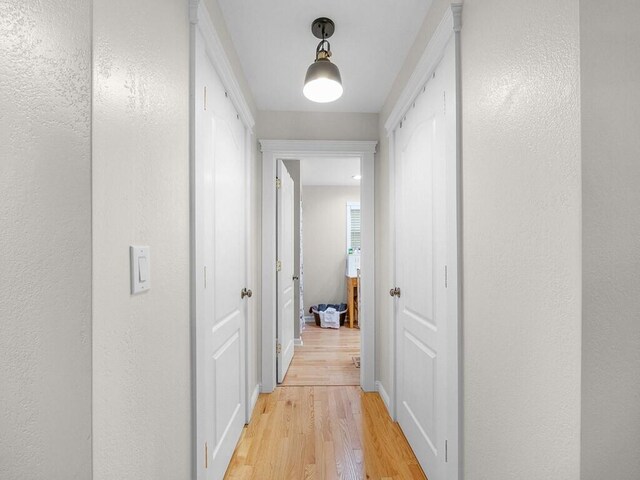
[[130, 245, 151, 294]]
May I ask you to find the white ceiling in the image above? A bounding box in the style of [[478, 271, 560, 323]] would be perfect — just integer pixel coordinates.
[[217, 0, 433, 113], [300, 157, 361, 186]]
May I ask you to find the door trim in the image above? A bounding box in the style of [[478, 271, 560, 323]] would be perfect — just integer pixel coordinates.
[[260, 140, 377, 393], [385, 5, 463, 480], [189, 1, 255, 131], [190, 1, 256, 478]]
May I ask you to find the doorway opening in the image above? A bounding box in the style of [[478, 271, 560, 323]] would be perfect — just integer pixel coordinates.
[[260, 140, 377, 393], [279, 157, 362, 386]]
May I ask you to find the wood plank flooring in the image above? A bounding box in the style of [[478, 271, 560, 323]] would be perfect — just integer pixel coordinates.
[[224, 323, 425, 479], [224, 386, 427, 480], [282, 323, 361, 386]]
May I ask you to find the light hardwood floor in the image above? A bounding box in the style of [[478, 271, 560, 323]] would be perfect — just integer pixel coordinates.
[[224, 386, 427, 479], [282, 323, 360, 386], [225, 324, 426, 479]]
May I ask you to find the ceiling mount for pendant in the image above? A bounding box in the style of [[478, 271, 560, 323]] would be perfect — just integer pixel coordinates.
[[303, 17, 343, 103], [311, 17, 335, 39]]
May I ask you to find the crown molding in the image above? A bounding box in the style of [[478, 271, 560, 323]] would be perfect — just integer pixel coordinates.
[[190, 0, 255, 131], [384, 3, 462, 135]]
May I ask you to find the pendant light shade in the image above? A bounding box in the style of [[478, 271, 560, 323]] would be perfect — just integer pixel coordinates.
[[303, 18, 343, 103], [303, 58, 343, 103]]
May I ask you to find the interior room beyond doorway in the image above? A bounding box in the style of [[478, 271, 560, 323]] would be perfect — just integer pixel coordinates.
[[280, 156, 361, 386]]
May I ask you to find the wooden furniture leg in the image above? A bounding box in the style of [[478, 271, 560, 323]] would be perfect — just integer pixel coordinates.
[[346, 276, 355, 328]]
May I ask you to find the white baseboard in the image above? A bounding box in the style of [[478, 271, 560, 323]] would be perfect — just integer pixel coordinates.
[[294, 337, 303, 346], [250, 383, 260, 415], [260, 383, 274, 394], [376, 380, 392, 417]]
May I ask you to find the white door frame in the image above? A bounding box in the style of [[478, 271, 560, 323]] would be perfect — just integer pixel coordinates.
[[260, 140, 377, 393], [384, 5, 463, 480], [190, 0, 256, 476]]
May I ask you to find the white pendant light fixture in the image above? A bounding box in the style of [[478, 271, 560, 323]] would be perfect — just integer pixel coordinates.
[[303, 17, 343, 103]]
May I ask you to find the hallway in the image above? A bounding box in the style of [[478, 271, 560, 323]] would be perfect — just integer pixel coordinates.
[[224, 386, 426, 479], [282, 324, 360, 386], [4, 1, 639, 479], [226, 322, 425, 478]]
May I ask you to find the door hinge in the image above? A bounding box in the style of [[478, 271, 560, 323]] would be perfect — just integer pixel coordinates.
[[204, 441, 208, 468], [445, 439, 448, 462], [204, 86, 207, 111], [276, 177, 281, 189], [445, 265, 448, 288], [276, 343, 282, 354], [276, 260, 282, 272]]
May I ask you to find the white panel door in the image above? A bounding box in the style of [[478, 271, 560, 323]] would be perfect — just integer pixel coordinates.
[[277, 161, 295, 383], [195, 32, 247, 480], [394, 47, 453, 480]]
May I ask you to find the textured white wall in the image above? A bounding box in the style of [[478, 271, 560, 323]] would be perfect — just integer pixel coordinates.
[[0, 1, 92, 478], [302, 186, 360, 311], [379, 0, 582, 478], [91, 0, 191, 478], [257, 111, 379, 141], [580, 2, 640, 478], [461, 1, 582, 477], [92, 0, 263, 476]]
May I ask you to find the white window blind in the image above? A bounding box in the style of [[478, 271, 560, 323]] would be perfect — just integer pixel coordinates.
[[346, 203, 361, 251]]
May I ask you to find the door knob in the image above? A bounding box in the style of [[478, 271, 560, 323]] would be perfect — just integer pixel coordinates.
[[389, 287, 401, 298], [293, 276, 299, 281], [241, 288, 252, 299]]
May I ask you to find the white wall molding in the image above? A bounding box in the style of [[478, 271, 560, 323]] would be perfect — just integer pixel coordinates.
[[384, 4, 462, 135], [190, 0, 255, 132], [376, 381, 392, 416], [249, 384, 260, 416]]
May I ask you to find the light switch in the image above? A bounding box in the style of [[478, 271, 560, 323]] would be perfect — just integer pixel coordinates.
[[138, 256, 149, 282], [130, 246, 151, 294]]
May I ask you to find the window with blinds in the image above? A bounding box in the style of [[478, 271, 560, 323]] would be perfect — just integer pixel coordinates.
[[346, 202, 361, 251]]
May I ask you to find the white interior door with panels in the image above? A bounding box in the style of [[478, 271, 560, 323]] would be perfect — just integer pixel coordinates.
[[391, 32, 459, 480], [193, 25, 250, 479], [277, 161, 295, 383]]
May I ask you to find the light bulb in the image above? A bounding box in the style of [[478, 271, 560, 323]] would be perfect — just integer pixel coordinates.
[[303, 78, 343, 103]]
